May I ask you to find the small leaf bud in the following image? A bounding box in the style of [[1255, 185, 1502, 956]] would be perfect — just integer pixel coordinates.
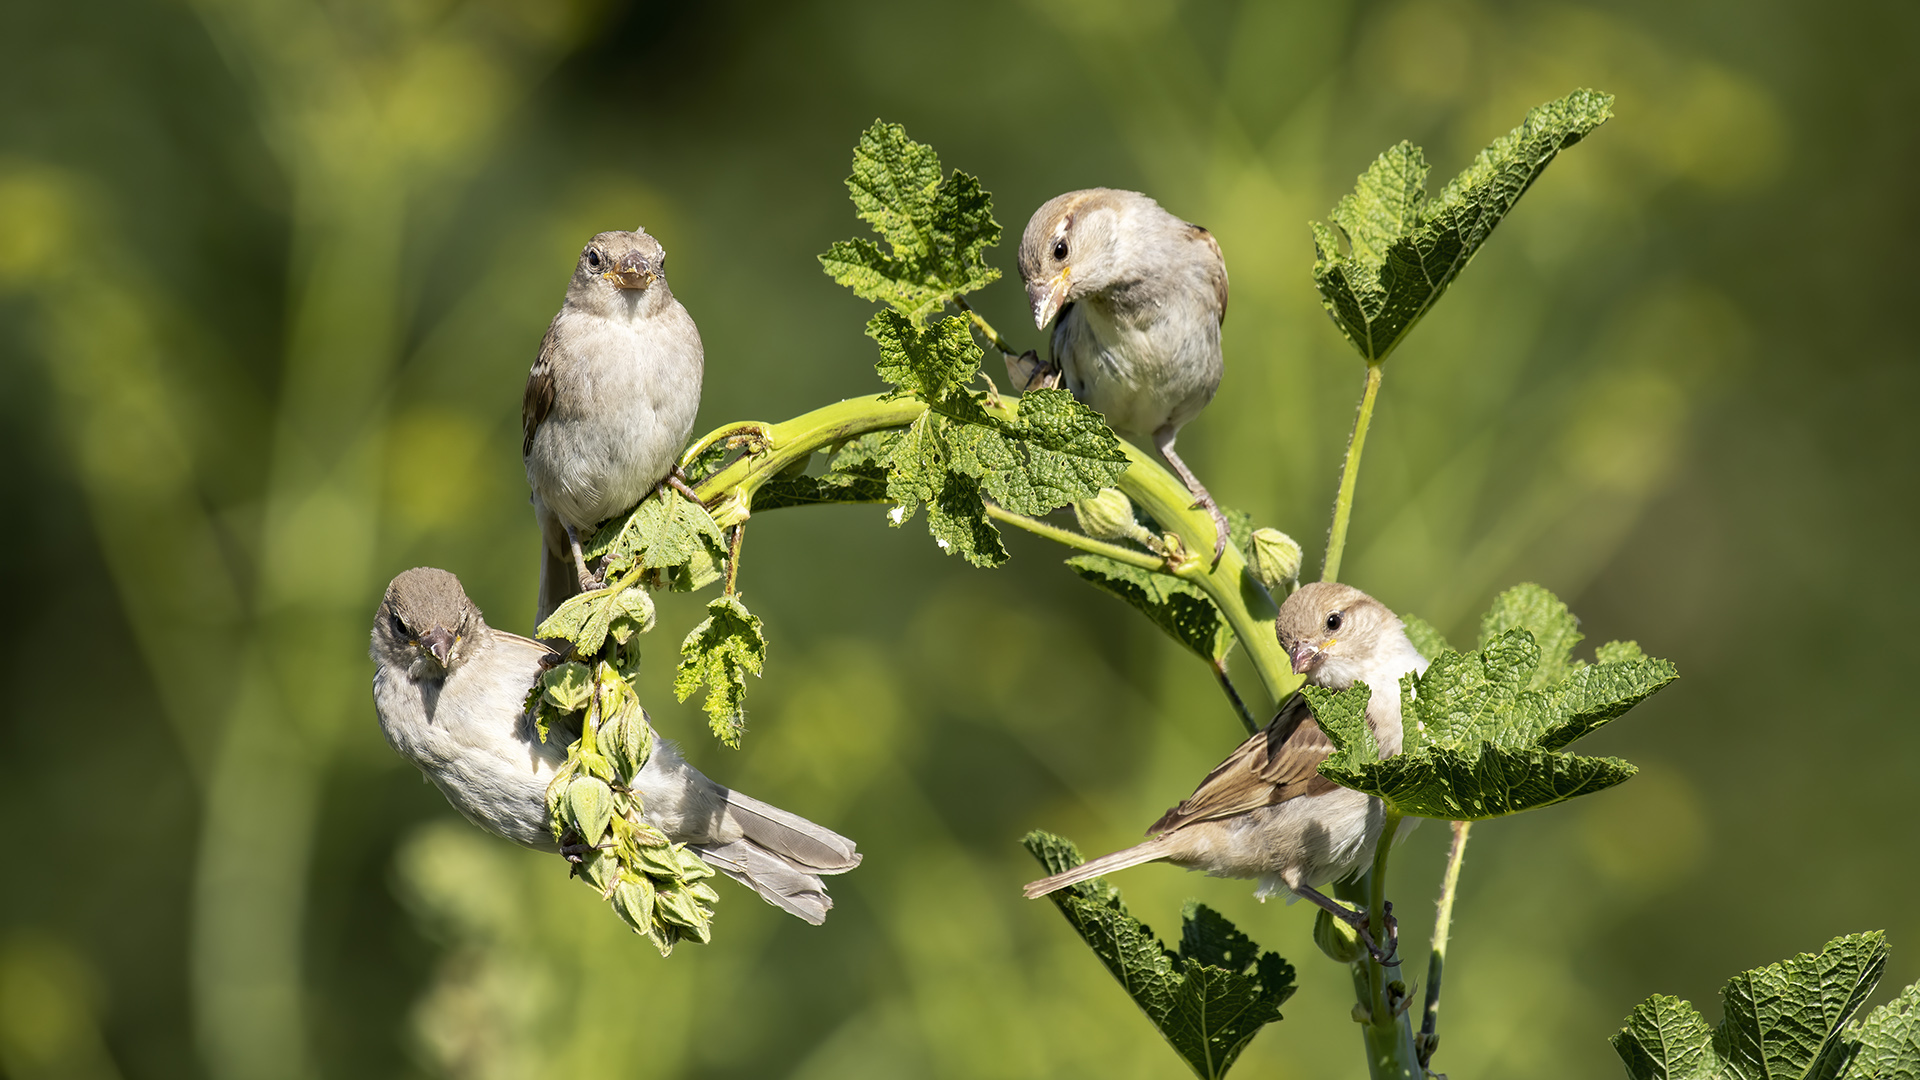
[[1073, 488, 1153, 544], [1250, 528, 1303, 592]]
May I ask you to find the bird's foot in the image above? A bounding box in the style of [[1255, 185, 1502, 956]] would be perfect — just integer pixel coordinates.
[[1201, 500, 1230, 569], [1333, 899, 1399, 967], [654, 466, 705, 507], [1005, 349, 1061, 392]]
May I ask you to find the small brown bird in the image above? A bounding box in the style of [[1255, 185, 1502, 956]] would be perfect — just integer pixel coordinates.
[[370, 567, 861, 924], [524, 229, 704, 622], [1024, 582, 1426, 962], [1017, 189, 1231, 561]]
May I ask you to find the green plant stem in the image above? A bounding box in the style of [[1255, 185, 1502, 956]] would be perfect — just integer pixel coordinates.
[[688, 394, 927, 527], [1322, 361, 1384, 584], [1418, 820, 1471, 1068], [982, 503, 1166, 572], [687, 391, 1298, 713], [953, 295, 1018, 356], [1110, 440, 1295, 711], [1335, 816, 1420, 1080]]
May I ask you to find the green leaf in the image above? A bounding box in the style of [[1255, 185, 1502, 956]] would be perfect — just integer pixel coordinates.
[[673, 595, 766, 747], [567, 776, 613, 845], [1399, 614, 1452, 661], [1022, 831, 1295, 1080], [585, 489, 727, 592], [1848, 978, 1920, 1079], [1311, 583, 1675, 820], [1476, 580, 1581, 689], [818, 120, 1001, 323], [1313, 89, 1613, 363], [1612, 932, 1898, 1080], [1067, 554, 1233, 662], [977, 388, 1130, 515], [866, 321, 1126, 566], [869, 310, 981, 404]]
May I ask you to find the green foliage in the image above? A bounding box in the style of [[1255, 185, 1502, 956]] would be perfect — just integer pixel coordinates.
[[1309, 583, 1675, 820], [1613, 932, 1920, 1080], [583, 488, 728, 592], [674, 595, 767, 747], [538, 662, 717, 956], [859, 312, 1128, 566], [1312, 89, 1614, 362], [1399, 613, 1452, 661], [817, 120, 1001, 323], [1067, 554, 1233, 662], [1023, 832, 1297, 1080]]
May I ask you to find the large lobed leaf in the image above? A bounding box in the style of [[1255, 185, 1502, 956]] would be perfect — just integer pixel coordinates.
[[1023, 832, 1296, 1080], [1613, 931, 1920, 1080], [1309, 583, 1674, 820], [818, 120, 1001, 324], [1312, 89, 1613, 362], [863, 313, 1128, 566]]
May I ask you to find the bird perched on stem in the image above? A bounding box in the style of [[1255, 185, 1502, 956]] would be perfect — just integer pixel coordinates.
[[524, 229, 704, 622], [1017, 189, 1231, 562], [370, 567, 861, 924], [1024, 581, 1426, 962]]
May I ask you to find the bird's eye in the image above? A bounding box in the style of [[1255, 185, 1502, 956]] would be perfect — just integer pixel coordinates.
[[586, 248, 602, 269], [1052, 239, 1069, 261], [1325, 611, 1343, 633], [390, 614, 407, 637]]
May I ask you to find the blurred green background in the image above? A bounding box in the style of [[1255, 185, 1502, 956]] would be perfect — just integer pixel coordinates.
[[1, 0, 1914, 1077]]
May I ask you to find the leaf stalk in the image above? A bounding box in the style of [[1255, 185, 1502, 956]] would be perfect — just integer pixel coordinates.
[[1322, 360, 1384, 584], [1418, 820, 1471, 1068]]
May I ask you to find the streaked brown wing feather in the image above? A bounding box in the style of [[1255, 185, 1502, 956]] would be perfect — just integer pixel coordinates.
[[1186, 223, 1229, 326], [1147, 692, 1338, 835], [521, 317, 561, 459]]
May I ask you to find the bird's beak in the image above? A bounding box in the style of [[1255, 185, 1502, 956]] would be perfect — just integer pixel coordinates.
[[420, 627, 455, 668], [605, 252, 656, 290], [1028, 267, 1070, 329], [1289, 640, 1323, 675]]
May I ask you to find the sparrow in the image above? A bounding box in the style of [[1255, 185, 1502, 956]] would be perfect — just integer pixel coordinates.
[[370, 567, 861, 924], [1024, 582, 1427, 962], [524, 229, 705, 622], [1017, 189, 1231, 562]]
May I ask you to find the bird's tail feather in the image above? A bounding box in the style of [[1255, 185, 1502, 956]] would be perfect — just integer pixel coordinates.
[[695, 840, 840, 925], [1022, 837, 1176, 899], [722, 789, 862, 873]]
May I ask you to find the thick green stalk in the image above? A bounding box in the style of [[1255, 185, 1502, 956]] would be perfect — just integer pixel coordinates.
[[1334, 816, 1420, 1080], [687, 392, 1298, 712], [1321, 361, 1384, 584], [689, 394, 926, 524], [1110, 441, 1295, 711]]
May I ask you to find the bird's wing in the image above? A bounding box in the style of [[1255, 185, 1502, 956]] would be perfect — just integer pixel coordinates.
[[1146, 692, 1339, 835], [1186, 223, 1229, 326], [521, 316, 562, 459], [492, 628, 564, 667]]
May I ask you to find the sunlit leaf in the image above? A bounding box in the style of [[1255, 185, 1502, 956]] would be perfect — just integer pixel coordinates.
[[1312, 89, 1613, 362]]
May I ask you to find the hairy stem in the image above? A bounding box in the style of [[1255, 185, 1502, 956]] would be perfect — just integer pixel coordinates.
[[983, 503, 1166, 571], [1418, 820, 1472, 1068], [1322, 361, 1384, 584], [954, 295, 1018, 356]]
